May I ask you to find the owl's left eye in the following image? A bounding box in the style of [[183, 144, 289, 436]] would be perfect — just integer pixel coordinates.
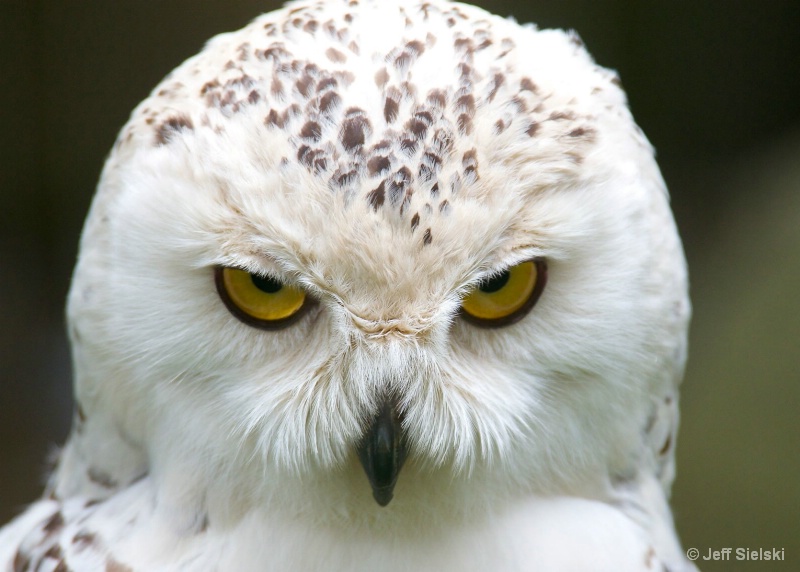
[[460, 258, 547, 327], [215, 267, 309, 329]]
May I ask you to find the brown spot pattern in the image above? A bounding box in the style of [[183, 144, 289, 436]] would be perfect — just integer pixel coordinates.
[[367, 182, 386, 211], [123, 0, 601, 243], [154, 114, 194, 146], [73, 531, 98, 549], [13, 550, 31, 572], [43, 511, 64, 535]]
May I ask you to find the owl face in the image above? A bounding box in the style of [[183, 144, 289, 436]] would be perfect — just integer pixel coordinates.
[[68, 0, 689, 510]]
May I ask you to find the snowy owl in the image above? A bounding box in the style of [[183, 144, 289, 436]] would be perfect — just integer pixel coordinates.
[[0, 0, 694, 570]]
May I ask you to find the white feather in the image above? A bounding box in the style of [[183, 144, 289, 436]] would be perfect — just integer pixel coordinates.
[[1, 0, 694, 570]]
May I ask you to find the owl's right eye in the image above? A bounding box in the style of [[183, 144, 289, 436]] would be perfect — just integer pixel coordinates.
[[460, 258, 547, 327], [215, 267, 309, 329]]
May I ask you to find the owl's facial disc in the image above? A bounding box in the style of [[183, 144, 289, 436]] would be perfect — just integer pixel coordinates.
[[355, 395, 407, 507]]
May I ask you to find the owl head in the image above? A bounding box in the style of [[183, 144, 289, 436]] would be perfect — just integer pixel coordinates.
[[59, 0, 689, 519]]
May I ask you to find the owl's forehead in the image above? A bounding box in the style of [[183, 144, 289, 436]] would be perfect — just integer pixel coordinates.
[[114, 0, 626, 288]]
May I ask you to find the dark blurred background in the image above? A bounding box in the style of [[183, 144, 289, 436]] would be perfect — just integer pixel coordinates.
[[1, 1, 798, 570]]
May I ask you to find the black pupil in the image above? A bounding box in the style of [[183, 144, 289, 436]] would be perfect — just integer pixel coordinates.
[[251, 274, 283, 294], [479, 271, 510, 293]]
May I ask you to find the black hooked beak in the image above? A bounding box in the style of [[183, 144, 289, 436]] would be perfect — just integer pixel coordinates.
[[356, 397, 407, 507]]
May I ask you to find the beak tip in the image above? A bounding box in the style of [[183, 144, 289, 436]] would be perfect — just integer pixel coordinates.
[[373, 488, 394, 507]]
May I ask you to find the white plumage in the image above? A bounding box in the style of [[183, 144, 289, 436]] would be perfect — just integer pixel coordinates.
[[0, 0, 695, 570]]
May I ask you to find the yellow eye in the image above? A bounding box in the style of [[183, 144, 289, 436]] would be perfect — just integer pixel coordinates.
[[460, 259, 547, 327], [215, 267, 309, 329]]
